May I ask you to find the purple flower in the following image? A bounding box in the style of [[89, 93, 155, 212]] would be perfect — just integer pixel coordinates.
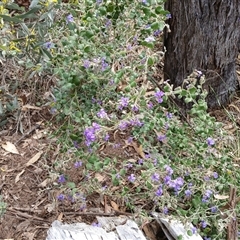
[[92, 222, 101, 227], [142, 0, 147, 4], [207, 137, 215, 146], [163, 206, 168, 215], [74, 161, 83, 168], [96, 0, 102, 4], [153, 29, 162, 37], [213, 172, 218, 179], [167, 177, 184, 192], [118, 121, 129, 131], [116, 173, 120, 179], [203, 237, 211, 240], [138, 159, 143, 165], [104, 134, 110, 141], [165, 165, 173, 175], [145, 36, 155, 42], [157, 135, 166, 142], [202, 189, 212, 202], [102, 185, 107, 190], [68, 195, 75, 203], [44, 42, 53, 50], [130, 118, 144, 127], [97, 108, 108, 118], [147, 101, 154, 109], [166, 13, 172, 19], [118, 97, 129, 110], [155, 186, 163, 196], [210, 206, 218, 213], [131, 105, 139, 112], [57, 194, 65, 201], [191, 226, 197, 234], [154, 90, 164, 103], [92, 122, 101, 131], [185, 189, 192, 197], [164, 175, 171, 184], [205, 189, 213, 198], [73, 141, 79, 149], [175, 177, 184, 187], [126, 163, 133, 169], [105, 19, 111, 28], [128, 174, 136, 183], [101, 57, 109, 71], [66, 14, 74, 23], [58, 174, 66, 183], [166, 112, 173, 119], [83, 60, 91, 69], [201, 221, 207, 229], [141, 58, 146, 64], [153, 159, 158, 166], [84, 127, 96, 146], [80, 204, 86, 211], [50, 108, 57, 114], [204, 176, 210, 181], [127, 137, 133, 143], [151, 173, 160, 182]]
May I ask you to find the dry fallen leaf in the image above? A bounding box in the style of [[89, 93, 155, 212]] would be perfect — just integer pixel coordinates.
[[131, 142, 145, 159], [57, 212, 63, 221], [32, 130, 45, 139], [95, 173, 105, 182], [15, 169, 25, 183], [110, 201, 119, 211], [1, 141, 19, 154], [26, 151, 43, 166], [214, 194, 229, 200], [38, 178, 51, 188]]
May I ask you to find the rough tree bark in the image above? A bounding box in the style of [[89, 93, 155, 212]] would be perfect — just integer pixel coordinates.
[[164, 0, 240, 109]]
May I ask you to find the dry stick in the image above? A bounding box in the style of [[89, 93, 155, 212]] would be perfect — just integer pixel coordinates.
[[64, 210, 133, 217], [7, 208, 50, 222], [14, 124, 41, 145]]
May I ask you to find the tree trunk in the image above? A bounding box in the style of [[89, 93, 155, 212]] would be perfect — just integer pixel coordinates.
[[164, 0, 240, 109]]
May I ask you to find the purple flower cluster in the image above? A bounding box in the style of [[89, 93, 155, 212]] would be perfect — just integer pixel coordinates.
[[84, 122, 101, 146], [167, 177, 184, 192], [210, 206, 218, 213], [118, 97, 129, 110], [83, 59, 91, 69], [74, 161, 83, 168], [128, 174, 136, 183], [57, 194, 65, 201], [97, 108, 108, 118], [118, 118, 144, 131], [58, 174, 66, 183], [202, 189, 213, 203], [101, 57, 109, 71], [154, 90, 164, 103], [151, 173, 160, 183]]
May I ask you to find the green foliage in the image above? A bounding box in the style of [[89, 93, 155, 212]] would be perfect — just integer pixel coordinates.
[[1, 0, 239, 239]]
